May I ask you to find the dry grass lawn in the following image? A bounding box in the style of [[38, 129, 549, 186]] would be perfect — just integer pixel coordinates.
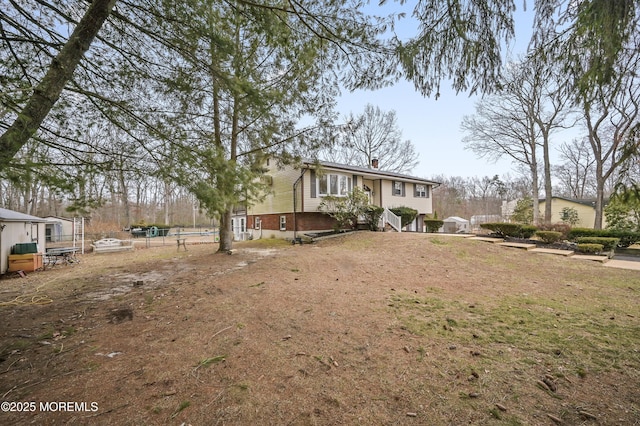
[[0, 232, 639, 425]]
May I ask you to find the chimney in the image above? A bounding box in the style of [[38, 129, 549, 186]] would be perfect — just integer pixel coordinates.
[[371, 158, 379, 169]]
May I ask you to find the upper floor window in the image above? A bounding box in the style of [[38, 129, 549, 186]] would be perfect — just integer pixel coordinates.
[[414, 184, 429, 198], [392, 181, 405, 196], [319, 174, 352, 196]]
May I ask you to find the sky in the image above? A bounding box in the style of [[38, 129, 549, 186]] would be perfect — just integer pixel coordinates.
[[333, 2, 539, 181]]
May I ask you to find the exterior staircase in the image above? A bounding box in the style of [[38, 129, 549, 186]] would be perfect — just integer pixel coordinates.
[[378, 208, 401, 232]]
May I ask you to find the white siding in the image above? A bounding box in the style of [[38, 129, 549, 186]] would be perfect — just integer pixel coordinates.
[[0, 221, 46, 274], [380, 180, 433, 215], [250, 161, 435, 218]]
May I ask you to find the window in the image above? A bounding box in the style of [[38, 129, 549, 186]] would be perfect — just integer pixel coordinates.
[[330, 175, 338, 195], [415, 184, 429, 198], [318, 173, 352, 196], [392, 181, 405, 196], [279, 215, 286, 231], [255, 217, 261, 229]]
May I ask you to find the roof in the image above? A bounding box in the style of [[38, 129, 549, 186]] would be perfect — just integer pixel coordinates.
[[0, 208, 47, 223], [443, 216, 469, 223], [42, 215, 75, 223], [303, 159, 440, 186], [539, 196, 608, 208]]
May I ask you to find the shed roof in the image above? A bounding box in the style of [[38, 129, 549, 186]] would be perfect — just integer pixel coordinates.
[[443, 216, 469, 223], [0, 208, 47, 223]]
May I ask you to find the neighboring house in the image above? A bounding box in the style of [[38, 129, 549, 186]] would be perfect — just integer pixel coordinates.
[[0, 208, 47, 274], [43, 216, 75, 242], [245, 159, 440, 239], [441, 216, 470, 233], [538, 197, 608, 229]]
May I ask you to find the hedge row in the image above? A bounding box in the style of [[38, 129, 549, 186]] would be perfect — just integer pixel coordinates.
[[575, 237, 619, 251], [567, 228, 640, 248], [478, 223, 640, 247], [535, 231, 563, 244], [577, 243, 604, 254], [480, 223, 537, 238]]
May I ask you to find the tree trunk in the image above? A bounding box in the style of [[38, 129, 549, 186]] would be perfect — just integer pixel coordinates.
[[163, 180, 171, 226], [218, 208, 233, 253], [0, 0, 117, 172], [593, 161, 605, 229], [542, 131, 553, 224], [118, 169, 131, 228], [531, 163, 540, 225]]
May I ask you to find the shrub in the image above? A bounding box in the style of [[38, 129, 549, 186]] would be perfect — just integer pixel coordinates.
[[575, 237, 619, 251], [517, 225, 538, 239], [424, 219, 444, 233], [512, 197, 533, 224], [480, 222, 537, 238], [560, 207, 580, 225], [480, 222, 515, 236], [389, 207, 419, 228], [318, 187, 370, 230], [567, 227, 607, 241], [567, 228, 640, 248], [577, 243, 604, 254], [607, 230, 640, 248], [363, 205, 384, 231], [536, 223, 571, 240], [535, 231, 563, 244]]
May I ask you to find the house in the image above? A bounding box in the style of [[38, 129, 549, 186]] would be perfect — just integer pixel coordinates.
[[43, 216, 75, 242], [501, 199, 518, 222], [538, 197, 607, 228], [245, 159, 440, 239], [0, 208, 47, 274], [441, 216, 470, 233], [231, 203, 250, 241]]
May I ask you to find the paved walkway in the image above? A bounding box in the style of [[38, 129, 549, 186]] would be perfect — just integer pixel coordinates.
[[530, 248, 574, 256], [604, 259, 640, 271]]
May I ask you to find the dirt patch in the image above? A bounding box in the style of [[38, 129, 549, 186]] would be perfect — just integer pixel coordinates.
[[0, 233, 638, 425]]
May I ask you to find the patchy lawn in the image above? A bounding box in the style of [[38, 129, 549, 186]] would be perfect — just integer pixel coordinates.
[[0, 232, 638, 425]]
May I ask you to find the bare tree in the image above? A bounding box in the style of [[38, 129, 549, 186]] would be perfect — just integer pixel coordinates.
[[431, 173, 529, 220], [554, 138, 597, 198], [578, 50, 640, 228], [462, 56, 573, 224], [318, 104, 419, 173]]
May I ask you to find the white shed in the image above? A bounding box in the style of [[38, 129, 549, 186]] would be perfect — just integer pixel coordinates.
[[43, 216, 75, 242], [441, 216, 470, 233], [0, 208, 47, 274]]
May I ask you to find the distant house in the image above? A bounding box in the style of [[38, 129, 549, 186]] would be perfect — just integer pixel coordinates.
[[441, 216, 470, 233], [538, 197, 607, 228], [0, 208, 47, 274], [501, 199, 518, 222], [245, 158, 440, 239]]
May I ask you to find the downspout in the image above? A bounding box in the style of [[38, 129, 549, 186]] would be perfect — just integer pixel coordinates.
[[293, 168, 307, 241]]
